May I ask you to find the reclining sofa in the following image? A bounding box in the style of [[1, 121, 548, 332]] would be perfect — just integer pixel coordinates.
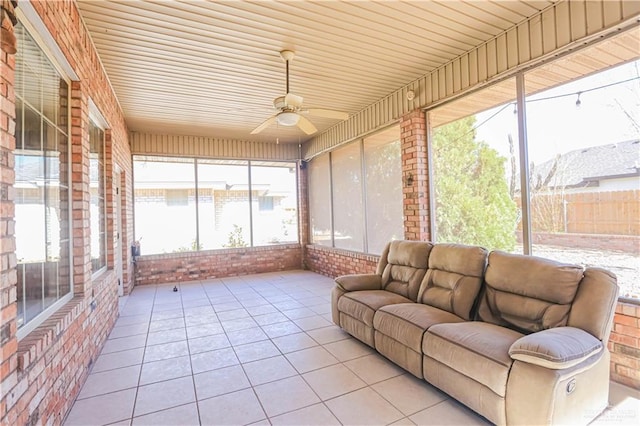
[[331, 240, 618, 425]]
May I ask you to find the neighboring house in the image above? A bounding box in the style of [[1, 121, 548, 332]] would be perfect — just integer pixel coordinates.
[[530, 139, 640, 193]]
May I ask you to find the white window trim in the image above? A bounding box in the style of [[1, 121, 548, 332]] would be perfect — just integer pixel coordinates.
[[14, 13, 74, 339]]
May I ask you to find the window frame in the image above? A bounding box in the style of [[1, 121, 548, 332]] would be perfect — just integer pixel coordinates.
[[14, 18, 73, 340], [132, 155, 300, 254], [308, 124, 404, 255], [88, 102, 109, 277]]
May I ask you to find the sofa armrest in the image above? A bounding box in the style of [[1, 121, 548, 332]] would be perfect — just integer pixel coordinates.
[[509, 327, 603, 370], [335, 274, 382, 292]]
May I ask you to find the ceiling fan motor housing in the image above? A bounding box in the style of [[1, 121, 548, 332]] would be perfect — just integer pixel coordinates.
[[273, 96, 287, 110]]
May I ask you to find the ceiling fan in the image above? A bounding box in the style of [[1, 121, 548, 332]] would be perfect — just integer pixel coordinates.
[[250, 50, 349, 135]]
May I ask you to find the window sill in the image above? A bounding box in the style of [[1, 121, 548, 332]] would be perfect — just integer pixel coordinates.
[[17, 295, 86, 372]]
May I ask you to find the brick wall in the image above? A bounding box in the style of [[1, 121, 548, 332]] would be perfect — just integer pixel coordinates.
[[304, 245, 378, 278], [134, 244, 303, 285], [609, 302, 640, 389], [1, 1, 131, 425], [0, 2, 19, 425], [401, 110, 431, 242]]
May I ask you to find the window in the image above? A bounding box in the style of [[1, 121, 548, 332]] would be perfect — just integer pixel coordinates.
[[426, 32, 639, 301], [197, 159, 250, 249], [525, 59, 640, 300], [332, 142, 365, 251], [308, 154, 332, 246], [134, 157, 197, 254], [133, 157, 298, 254], [364, 128, 403, 254], [251, 162, 298, 246], [308, 125, 404, 254], [89, 121, 106, 272], [429, 79, 522, 253], [14, 23, 71, 334]]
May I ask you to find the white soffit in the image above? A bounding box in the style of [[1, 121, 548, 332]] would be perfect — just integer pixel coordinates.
[[75, 0, 555, 144]]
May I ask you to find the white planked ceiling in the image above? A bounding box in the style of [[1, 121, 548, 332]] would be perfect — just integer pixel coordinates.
[[76, 0, 556, 144]]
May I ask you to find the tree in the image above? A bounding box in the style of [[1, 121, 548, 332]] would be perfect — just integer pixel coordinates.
[[432, 116, 518, 251]]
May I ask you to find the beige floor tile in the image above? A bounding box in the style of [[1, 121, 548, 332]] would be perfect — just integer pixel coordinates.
[[150, 308, 184, 321], [248, 305, 280, 316], [185, 322, 224, 338], [139, 355, 192, 385], [261, 321, 303, 338], [254, 375, 321, 417], [131, 402, 200, 426], [65, 388, 136, 425], [114, 314, 151, 327], [323, 338, 374, 361], [134, 376, 196, 417], [148, 317, 185, 333], [285, 346, 339, 374], [306, 326, 349, 345], [193, 364, 250, 400], [226, 327, 269, 346], [109, 323, 149, 339], [253, 312, 289, 326], [593, 393, 640, 425], [234, 340, 281, 363], [144, 340, 189, 362], [221, 317, 259, 332], [269, 403, 340, 426], [146, 328, 186, 346], [372, 374, 448, 416], [190, 347, 239, 374], [325, 387, 403, 425], [281, 307, 317, 320], [272, 332, 318, 353], [183, 307, 216, 320], [293, 315, 332, 331], [343, 353, 405, 384], [188, 333, 230, 354], [409, 399, 491, 425], [78, 365, 141, 399], [389, 417, 417, 425], [213, 301, 244, 312], [303, 363, 367, 400], [92, 347, 145, 373], [243, 355, 298, 386], [198, 388, 266, 425], [217, 308, 250, 321]]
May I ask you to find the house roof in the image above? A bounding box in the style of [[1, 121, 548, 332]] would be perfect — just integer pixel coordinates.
[[531, 139, 640, 190]]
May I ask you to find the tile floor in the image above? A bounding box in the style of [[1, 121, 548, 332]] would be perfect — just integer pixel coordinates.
[[65, 270, 639, 426]]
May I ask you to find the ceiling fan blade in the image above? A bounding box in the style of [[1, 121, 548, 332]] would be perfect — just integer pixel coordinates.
[[302, 108, 349, 120], [296, 115, 318, 135], [285, 93, 304, 108], [250, 115, 278, 134]]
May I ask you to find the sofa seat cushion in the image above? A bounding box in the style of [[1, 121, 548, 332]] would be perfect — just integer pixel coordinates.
[[423, 322, 524, 397], [338, 290, 412, 326], [374, 303, 465, 352]]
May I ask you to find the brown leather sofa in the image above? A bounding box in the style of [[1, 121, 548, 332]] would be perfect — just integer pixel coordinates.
[[331, 240, 619, 425]]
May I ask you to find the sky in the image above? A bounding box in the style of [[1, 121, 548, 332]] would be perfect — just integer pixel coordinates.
[[475, 59, 640, 166]]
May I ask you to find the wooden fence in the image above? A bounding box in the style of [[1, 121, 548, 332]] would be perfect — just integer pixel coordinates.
[[524, 190, 639, 236]]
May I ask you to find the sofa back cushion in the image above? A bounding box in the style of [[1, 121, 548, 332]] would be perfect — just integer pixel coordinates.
[[477, 251, 583, 334], [380, 240, 432, 302], [418, 243, 488, 320]]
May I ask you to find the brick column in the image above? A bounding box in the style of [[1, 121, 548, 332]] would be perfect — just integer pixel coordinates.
[[401, 109, 431, 241], [0, 1, 18, 424], [70, 82, 92, 296]]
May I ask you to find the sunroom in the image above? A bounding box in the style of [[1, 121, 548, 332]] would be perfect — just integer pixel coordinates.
[[0, 0, 639, 425]]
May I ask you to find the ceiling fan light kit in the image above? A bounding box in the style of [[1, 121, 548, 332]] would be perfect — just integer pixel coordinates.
[[277, 111, 300, 126], [250, 50, 349, 136]]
